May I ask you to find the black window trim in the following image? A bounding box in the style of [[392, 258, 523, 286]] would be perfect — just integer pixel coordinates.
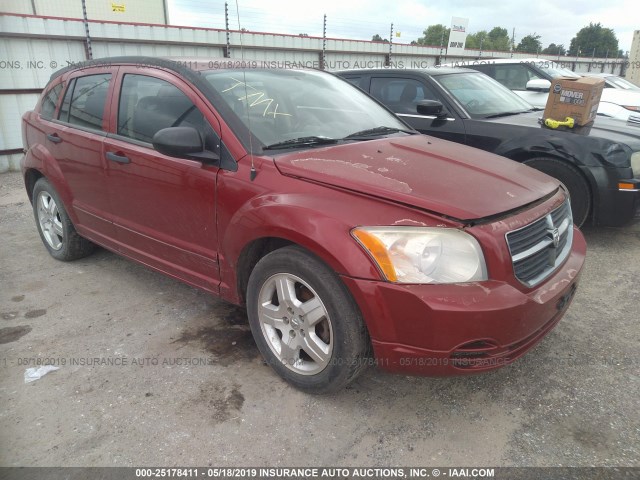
[[54, 74, 112, 135], [39, 82, 65, 121]]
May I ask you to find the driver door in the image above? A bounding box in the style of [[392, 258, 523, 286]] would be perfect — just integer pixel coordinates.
[[103, 67, 222, 292]]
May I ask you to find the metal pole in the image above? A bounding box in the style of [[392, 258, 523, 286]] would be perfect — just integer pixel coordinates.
[[161, 0, 169, 25], [479, 36, 483, 57], [439, 28, 445, 64], [321, 14, 327, 70], [80, 0, 93, 60], [30, 0, 36, 14], [389, 23, 393, 66], [224, 2, 231, 58], [510, 28, 515, 58]]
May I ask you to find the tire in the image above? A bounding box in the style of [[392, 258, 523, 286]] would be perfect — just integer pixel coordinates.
[[246, 246, 370, 394], [523, 157, 591, 227], [32, 177, 95, 261]]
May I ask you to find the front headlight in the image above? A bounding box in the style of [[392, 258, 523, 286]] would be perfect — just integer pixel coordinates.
[[352, 227, 487, 284], [631, 152, 640, 177]]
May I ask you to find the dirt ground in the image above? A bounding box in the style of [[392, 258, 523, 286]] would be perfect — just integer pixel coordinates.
[[0, 171, 638, 467]]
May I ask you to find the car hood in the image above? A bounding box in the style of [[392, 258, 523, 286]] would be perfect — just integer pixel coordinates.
[[273, 134, 559, 221], [601, 88, 640, 106], [487, 111, 640, 149]]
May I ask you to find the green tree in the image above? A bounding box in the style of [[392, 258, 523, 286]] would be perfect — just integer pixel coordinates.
[[517, 33, 542, 54], [568, 22, 619, 57], [416, 24, 450, 47], [371, 34, 388, 43], [542, 43, 566, 55], [465, 30, 488, 50], [487, 27, 511, 51]]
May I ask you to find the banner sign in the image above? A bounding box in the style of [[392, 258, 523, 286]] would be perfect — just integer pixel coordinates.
[[448, 17, 469, 56]]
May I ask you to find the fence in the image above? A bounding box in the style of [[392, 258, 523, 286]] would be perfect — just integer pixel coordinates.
[[0, 12, 631, 172]]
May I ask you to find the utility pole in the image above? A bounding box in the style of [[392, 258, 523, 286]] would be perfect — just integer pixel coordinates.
[[80, 0, 93, 60], [479, 36, 483, 57], [224, 2, 231, 58], [439, 28, 445, 64]]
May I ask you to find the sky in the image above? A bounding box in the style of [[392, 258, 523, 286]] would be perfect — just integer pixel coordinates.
[[167, 0, 638, 54]]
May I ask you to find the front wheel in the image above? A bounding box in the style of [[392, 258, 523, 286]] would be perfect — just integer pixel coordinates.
[[523, 157, 591, 227], [246, 246, 370, 393]]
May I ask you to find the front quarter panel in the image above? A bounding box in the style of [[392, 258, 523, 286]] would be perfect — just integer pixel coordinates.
[[215, 157, 458, 305]]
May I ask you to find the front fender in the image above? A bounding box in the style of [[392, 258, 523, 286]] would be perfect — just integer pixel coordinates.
[[215, 160, 458, 305], [220, 192, 384, 292]]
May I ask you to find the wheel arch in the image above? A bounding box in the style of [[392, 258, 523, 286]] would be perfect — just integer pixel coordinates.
[[22, 145, 78, 224], [504, 149, 599, 223]]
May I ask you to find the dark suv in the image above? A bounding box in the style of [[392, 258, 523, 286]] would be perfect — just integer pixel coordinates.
[[21, 57, 585, 393]]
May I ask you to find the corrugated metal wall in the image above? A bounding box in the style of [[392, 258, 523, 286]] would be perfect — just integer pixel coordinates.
[[0, 13, 629, 172]]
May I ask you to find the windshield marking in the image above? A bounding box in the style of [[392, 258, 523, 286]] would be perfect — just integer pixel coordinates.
[[222, 77, 292, 118]]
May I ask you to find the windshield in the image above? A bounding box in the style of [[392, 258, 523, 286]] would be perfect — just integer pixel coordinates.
[[434, 72, 533, 118], [606, 76, 640, 90], [535, 62, 581, 79], [203, 69, 408, 150]]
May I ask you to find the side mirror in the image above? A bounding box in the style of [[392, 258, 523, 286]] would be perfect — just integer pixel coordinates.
[[526, 79, 551, 92], [417, 100, 447, 117], [152, 127, 219, 163]]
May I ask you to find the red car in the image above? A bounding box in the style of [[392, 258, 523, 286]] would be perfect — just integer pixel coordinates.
[[21, 57, 586, 393]]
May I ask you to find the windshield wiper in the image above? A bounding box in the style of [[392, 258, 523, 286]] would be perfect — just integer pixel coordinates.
[[343, 126, 415, 140], [263, 136, 339, 150], [483, 110, 529, 119]]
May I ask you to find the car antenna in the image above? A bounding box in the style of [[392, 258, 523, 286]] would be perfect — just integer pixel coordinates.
[[235, 0, 257, 181]]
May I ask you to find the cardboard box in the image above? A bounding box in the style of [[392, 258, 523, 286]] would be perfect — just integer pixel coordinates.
[[544, 76, 605, 126]]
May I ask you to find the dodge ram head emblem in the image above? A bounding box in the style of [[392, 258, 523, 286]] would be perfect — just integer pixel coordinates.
[[550, 227, 560, 248]]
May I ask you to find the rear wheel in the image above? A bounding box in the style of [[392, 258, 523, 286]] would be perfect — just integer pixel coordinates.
[[246, 246, 370, 393], [523, 157, 591, 227], [32, 178, 95, 261]]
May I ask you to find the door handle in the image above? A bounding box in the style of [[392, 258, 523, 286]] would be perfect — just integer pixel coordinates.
[[106, 151, 130, 164], [46, 133, 62, 144]]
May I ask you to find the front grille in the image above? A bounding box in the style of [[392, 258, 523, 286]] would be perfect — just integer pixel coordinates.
[[506, 199, 573, 287]]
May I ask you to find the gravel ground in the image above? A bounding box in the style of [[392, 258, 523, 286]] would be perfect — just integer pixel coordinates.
[[0, 171, 638, 467]]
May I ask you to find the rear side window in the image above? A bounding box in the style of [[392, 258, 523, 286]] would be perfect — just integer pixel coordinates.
[[117, 74, 216, 150], [342, 76, 364, 89], [40, 83, 64, 120], [58, 74, 111, 130]]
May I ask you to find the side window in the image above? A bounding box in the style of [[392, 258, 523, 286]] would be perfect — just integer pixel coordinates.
[[58, 74, 111, 130], [370, 77, 438, 114], [493, 65, 542, 90], [40, 83, 64, 120], [117, 74, 218, 153]]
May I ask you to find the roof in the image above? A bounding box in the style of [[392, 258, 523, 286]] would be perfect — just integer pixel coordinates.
[[336, 66, 469, 76], [49, 56, 231, 82]]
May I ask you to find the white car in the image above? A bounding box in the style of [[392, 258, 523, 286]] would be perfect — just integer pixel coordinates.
[[446, 58, 640, 121], [585, 73, 640, 91]]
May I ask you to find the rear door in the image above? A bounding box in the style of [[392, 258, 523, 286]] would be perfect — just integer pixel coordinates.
[[48, 69, 117, 245], [103, 67, 222, 292]]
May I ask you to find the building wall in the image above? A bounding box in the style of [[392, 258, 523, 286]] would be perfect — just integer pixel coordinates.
[[0, 0, 168, 24]]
